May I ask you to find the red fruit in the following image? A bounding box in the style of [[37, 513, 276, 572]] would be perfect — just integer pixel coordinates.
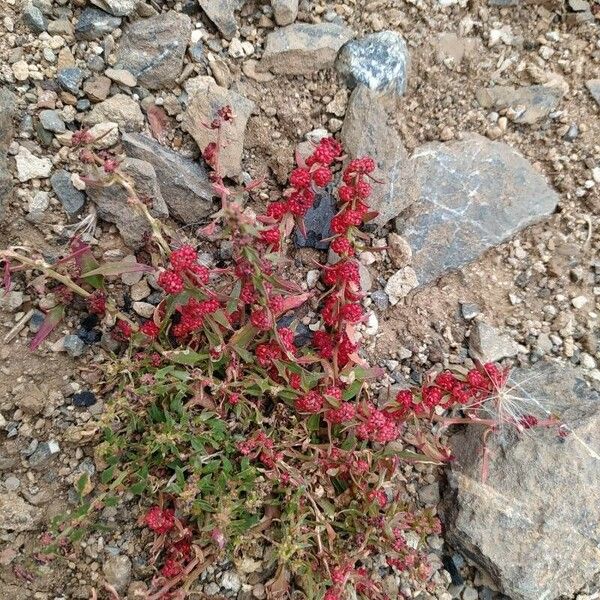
[[161, 558, 183, 578], [289, 167, 311, 189], [341, 302, 363, 323], [140, 321, 159, 338], [295, 390, 323, 413], [114, 320, 132, 340], [260, 227, 281, 246], [144, 506, 175, 534], [266, 201, 287, 221], [325, 402, 356, 424], [338, 185, 354, 203], [331, 236, 353, 255], [87, 290, 107, 316], [435, 371, 458, 391], [250, 308, 272, 331], [170, 244, 197, 272], [158, 270, 184, 295], [331, 214, 349, 235], [312, 166, 332, 187]]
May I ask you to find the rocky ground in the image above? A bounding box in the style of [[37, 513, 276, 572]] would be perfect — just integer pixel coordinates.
[[0, 0, 599, 599]]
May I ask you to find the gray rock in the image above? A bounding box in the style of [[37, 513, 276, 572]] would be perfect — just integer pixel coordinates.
[[57, 67, 84, 95], [370, 290, 390, 311], [63, 334, 85, 357], [292, 189, 336, 250], [75, 8, 121, 41], [103, 555, 132, 592], [443, 362, 600, 600], [86, 158, 168, 249], [91, 0, 138, 17], [394, 135, 559, 286], [82, 94, 144, 131], [340, 86, 413, 225], [569, 0, 590, 10], [198, 0, 244, 40], [460, 302, 480, 320], [272, 0, 298, 26], [51, 169, 85, 216], [0, 493, 43, 532], [182, 77, 254, 179], [0, 88, 17, 220], [122, 133, 214, 224], [586, 79, 600, 106], [14, 146, 52, 182], [29, 310, 45, 333], [28, 440, 60, 468], [115, 11, 192, 90], [468, 321, 518, 363], [418, 482, 440, 506], [476, 85, 562, 125], [22, 2, 48, 32], [259, 23, 353, 75], [39, 109, 65, 134], [336, 31, 410, 96]]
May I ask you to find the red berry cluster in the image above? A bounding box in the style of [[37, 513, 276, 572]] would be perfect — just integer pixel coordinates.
[[158, 245, 209, 296], [87, 289, 107, 316], [144, 506, 175, 534], [172, 297, 220, 339]]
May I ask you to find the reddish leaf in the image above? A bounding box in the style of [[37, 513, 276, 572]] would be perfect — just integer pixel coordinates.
[[276, 292, 310, 315], [29, 305, 65, 351], [146, 105, 170, 143]]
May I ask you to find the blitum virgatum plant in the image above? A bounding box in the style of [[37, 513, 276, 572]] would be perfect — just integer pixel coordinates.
[[0, 107, 559, 600]]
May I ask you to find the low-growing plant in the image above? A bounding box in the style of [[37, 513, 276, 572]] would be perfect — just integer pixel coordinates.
[[1, 108, 559, 600]]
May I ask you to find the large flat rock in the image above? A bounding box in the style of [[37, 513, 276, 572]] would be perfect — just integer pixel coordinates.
[[443, 362, 600, 600], [395, 134, 559, 286]]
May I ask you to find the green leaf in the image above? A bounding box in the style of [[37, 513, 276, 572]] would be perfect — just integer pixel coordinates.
[[307, 413, 321, 432], [101, 465, 115, 485], [69, 527, 86, 543], [82, 260, 153, 279], [342, 379, 363, 401], [76, 473, 89, 496], [167, 349, 208, 365]]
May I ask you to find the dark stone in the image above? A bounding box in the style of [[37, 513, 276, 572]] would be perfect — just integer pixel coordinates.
[[442, 555, 464, 585], [115, 11, 192, 90], [395, 134, 559, 287], [121, 133, 214, 224], [22, 2, 48, 33], [292, 189, 336, 250], [76, 99, 91, 111], [39, 109, 66, 133], [72, 391, 97, 408], [75, 8, 121, 41], [563, 123, 578, 141], [370, 290, 389, 311], [336, 31, 410, 96], [57, 67, 84, 95], [28, 440, 60, 468], [443, 362, 600, 600], [76, 328, 101, 345], [29, 310, 46, 333], [50, 169, 85, 216]]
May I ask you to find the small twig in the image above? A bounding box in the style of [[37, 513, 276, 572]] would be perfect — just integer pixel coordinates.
[[4, 309, 33, 342]]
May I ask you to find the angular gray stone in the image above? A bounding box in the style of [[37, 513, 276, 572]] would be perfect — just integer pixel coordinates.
[[39, 109, 66, 134], [28, 440, 60, 468], [51, 169, 85, 216], [115, 11, 192, 90], [82, 94, 144, 131], [586, 79, 600, 106], [0, 493, 43, 532], [292, 189, 335, 250], [476, 85, 562, 125], [75, 8, 121, 41], [340, 86, 414, 225], [272, 0, 298, 26], [103, 555, 132, 592], [443, 362, 600, 600], [198, 0, 244, 40], [22, 2, 48, 32], [86, 158, 168, 249], [336, 31, 410, 96], [259, 23, 353, 75], [122, 133, 214, 224], [469, 321, 519, 363], [57, 67, 84, 95], [182, 77, 254, 179], [91, 0, 138, 17], [394, 134, 559, 286], [63, 334, 85, 357]]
